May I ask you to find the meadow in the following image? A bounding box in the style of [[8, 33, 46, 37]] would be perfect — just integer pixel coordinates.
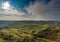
[[0, 21, 60, 42]]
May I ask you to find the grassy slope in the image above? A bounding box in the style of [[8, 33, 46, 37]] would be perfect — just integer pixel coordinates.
[[0, 21, 60, 42]]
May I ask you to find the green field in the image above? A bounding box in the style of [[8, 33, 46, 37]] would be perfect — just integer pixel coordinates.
[[0, 21, 60, 42]]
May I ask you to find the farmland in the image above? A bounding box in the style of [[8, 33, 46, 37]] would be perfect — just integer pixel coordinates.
[[0, 21, 60, 42]]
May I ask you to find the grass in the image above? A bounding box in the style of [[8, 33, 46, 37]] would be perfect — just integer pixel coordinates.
[[0, 21, 59, 42]]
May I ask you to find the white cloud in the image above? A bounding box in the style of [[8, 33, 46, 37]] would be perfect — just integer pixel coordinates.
[[0, 1, 26, 20], [0, 0, 60, 20], [0, 16, 46, 20], [25, 0, 60, 20], [0, 1, 25, 17], [0, 9, 24, 16]]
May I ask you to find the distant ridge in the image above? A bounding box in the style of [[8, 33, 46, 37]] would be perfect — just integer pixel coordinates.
[[0, 20, 60, 24]]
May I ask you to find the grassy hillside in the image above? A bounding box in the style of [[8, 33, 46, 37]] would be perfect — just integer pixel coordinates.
[[0, 21, 60, 42]]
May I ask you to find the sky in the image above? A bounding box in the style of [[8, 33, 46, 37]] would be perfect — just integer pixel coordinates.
[[0, 0, 60, 21]]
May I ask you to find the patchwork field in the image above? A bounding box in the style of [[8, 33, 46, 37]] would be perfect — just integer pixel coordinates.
[[0, 21, 60, 42]]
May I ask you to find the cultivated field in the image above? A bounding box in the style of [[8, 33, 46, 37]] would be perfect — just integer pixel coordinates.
[[0, 21, 60, 42]]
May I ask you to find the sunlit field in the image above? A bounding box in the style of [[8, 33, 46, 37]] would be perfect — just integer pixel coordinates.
[[0, 21, 60, 42]]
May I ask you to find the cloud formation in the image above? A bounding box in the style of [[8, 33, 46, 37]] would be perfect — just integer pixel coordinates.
[[0, 0, 60, 20], [0, 1, 26, 20], [0, 1, 24, 17], [25, 0, 60, 21]]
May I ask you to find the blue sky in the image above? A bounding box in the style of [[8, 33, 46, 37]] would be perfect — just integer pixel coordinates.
[[0, 0, 60, 21]]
